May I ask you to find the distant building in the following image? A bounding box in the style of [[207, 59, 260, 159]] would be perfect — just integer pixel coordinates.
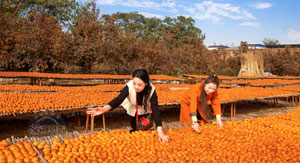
[[264, 44, 300, 48], [207, 45, 229, 50], [248, 44, 265, 49]]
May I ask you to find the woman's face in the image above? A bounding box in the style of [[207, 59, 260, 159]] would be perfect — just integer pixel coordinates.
[[204, 83, 217, 95], [133, 77, 147, 93]]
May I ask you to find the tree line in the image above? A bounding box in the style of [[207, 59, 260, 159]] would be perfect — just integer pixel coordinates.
[[1, 0, 300, 76]]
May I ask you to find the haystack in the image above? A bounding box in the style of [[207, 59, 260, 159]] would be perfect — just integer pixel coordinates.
[[238, 42, 264, 77]]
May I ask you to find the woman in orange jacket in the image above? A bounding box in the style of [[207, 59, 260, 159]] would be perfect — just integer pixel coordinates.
[[180, 73, 222, 132]]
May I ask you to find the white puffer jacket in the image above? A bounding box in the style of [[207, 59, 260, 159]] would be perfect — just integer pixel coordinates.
[[121, 80, 155, 116]]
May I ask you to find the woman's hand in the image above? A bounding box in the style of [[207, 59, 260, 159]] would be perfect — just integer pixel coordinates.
[[86, 107, 106, 116], [157, 127, 169, 143], [192, 122, 201, 133], [158, 132, 169, 143], [216, 119, 223, 128]]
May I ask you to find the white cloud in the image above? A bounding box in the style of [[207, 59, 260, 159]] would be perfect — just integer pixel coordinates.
[[242, 10, 256, 20], [169, 8, 179, 13], [250, 2, 273, 9], [139, 12, 165, 19], [96, 0, 175, 8], [194, 13, 221, 23], [162, 0, 176, 8], [238, 22, 260, 27], [96, 0, 119, 5], [185, 1, 256, 23], [95, 0, 257, 23], [183, 6, 196, 14], [288, 29, 300, 41]]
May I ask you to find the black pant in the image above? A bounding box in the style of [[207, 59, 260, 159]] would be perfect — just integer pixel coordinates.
[[196, 110, 205, 122], [129, 114, 146, 131]]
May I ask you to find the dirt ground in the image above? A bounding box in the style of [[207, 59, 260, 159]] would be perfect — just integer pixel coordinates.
[[0, 98, 297, 140]]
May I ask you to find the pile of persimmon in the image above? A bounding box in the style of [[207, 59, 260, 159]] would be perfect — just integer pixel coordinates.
[[0, 84, 60, 92], [23, 107, 300, 163], [0, 84, 298, 115], [0, 83, 193, 92], [0, 84, 189, 115], [154, 84, 191, 90], [274, 85, 300, 93], [264, 76, 300, 79], [183, 74, 236, 80], [0, 71, 183, 81], [0, 91, 119, 114], [0, 84, 124, 92], [149, 75, 183, 81], [224, 79, 300, 86], [218, 87, 295, 102], [156, 89, 188, 104], [0, 140, 39, 163]]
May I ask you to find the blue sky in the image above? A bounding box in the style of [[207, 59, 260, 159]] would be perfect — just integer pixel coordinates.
[[79, 0, 300, 47]]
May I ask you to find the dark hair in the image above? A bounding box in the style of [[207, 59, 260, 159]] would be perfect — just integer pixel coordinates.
[[200, 73, 219, 119], [132, 69, 152, 111]]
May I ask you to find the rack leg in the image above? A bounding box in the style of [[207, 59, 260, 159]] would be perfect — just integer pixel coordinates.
[[85, 114, 90, 133], [103, 114, 106, 131], [91, 115, 94, 134], [231, 103, 233, 120], [234, 102, 236, 120]]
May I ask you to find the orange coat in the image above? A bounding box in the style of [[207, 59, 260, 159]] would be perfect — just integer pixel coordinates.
[[180, 82, 221, 124]]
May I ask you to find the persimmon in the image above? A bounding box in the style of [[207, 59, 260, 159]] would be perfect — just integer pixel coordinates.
[[37, 143, 45, 150], [15, 158, 24, 163], [32, 141, 38, 147], [0, 140, 8, 147]]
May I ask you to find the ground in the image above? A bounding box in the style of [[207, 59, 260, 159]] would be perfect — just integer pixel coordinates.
[[0, 99, 297, 141]]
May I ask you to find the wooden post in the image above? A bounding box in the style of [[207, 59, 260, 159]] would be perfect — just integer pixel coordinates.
[[231, 103, 233, 120], [234, 102, 236, 120], [85, 114, 105, 133], [91, 115, 94, 134], [77, 112, 81, 127], [102, 114, 106, 131], [221, 104, 226, 115], [292, 96, 295, 106], [74, 112, 77, 124], [85, 114, 90, 133]]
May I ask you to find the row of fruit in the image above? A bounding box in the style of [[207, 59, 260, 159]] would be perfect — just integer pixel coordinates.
[[224, 79, 300, 86], [218, 87, 297, 102], [0, 84, 233, 93], [274, 85, 300, 92], [184, 74, 300, 80], [2, 107, 300, 163], [0, 84, 191, 92], [0, 72, 183, 81], [183, 74, 236, 80], [0, 141, 39, 163], [0, 84, 298, 115]]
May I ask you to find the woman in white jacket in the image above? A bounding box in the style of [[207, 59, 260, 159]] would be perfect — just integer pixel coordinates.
[[87, 69, 169, 143]]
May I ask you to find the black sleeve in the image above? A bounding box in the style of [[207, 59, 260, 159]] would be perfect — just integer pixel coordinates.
[[107, 85, 129, 110], [150, 90, 162, 127]]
